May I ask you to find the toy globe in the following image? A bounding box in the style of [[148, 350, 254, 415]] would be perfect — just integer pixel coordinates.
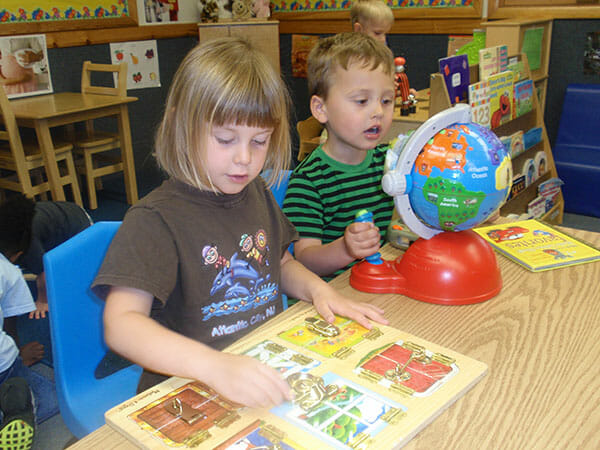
[[350, 104, 512, 305]]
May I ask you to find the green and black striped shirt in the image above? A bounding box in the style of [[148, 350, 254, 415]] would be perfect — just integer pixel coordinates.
[[283, 144, 394, 278]]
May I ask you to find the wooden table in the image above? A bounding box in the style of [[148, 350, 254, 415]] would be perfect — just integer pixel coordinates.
[[9, 92, 139, 205], [69, 227, 600, 449]]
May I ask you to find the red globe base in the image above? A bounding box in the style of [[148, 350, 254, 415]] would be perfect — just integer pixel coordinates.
[[350, 229, 502, 305]]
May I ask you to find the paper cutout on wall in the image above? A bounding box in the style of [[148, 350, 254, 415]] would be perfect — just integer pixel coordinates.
[[109, 40, 160, 90]]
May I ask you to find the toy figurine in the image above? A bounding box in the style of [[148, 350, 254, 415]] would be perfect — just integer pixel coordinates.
[[394, 57, 412, 116]]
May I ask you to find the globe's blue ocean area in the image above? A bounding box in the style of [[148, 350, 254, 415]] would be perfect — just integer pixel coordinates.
[[408, 122, 512, 232]]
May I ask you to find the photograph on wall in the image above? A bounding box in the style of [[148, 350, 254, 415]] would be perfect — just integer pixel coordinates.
[[110, 40, 160, 90], [584, 32, 600, 76], [0, 34, 53, 99]]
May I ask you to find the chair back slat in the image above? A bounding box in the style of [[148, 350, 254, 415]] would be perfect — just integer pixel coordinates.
[[81, 60, 127, 97]]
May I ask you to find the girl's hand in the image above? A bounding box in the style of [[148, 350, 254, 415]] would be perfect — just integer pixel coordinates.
[[206, 352, 292, 409], [312, 285, 388, 331]]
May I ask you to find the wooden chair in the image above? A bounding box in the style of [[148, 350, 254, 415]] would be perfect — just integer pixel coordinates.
[[0, 87, 82, 205], [73, 61, 128, 209], [296, 115, 324, 162]]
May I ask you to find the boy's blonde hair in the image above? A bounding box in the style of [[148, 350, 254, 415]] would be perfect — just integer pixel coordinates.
[[350, 0, 394, 28], [307, 32, 394, 99], [155, 37, 291, 190]]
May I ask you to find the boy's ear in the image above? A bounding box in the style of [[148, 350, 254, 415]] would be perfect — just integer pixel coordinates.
[[353, 22, 363, 33], [310, 95, 328, 124]]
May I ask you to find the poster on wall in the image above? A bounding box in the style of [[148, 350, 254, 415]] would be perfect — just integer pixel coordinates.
[[584, 32, 600, 76], [109, 40, 160, 90], [0, 34, 53, 99], [291, 35, 319, 78]]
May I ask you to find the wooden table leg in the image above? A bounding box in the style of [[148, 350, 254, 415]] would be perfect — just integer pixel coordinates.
[[117, 104, 138, 205], [35, 119, 66, 201]]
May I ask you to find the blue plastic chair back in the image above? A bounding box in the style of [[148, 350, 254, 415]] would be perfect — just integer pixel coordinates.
[[43, 221, 142, 438], [262, 169, 294, 308]]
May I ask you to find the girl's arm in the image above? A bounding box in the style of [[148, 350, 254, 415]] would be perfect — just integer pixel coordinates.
[[103, 286, 291, 408], [279, 251, 388, 329]]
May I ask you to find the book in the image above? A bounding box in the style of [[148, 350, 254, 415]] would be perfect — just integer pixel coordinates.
[[506, 58, 527, 82], [487, 70, 515, 128], [514, 79, 534, 118], [105, 309, 488, 449], [478, 45, 508, 80], [474, 219, 600, 272], [499, 130, 525, 159], [438, 54, 470, 104], [468, 79, 490, 128]]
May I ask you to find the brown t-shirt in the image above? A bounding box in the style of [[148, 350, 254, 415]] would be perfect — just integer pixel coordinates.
[[93, 177, 297, 391]]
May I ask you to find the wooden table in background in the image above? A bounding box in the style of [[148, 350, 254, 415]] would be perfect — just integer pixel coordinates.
[[9, 92, 139, 205], [69, 227, 600, 449]]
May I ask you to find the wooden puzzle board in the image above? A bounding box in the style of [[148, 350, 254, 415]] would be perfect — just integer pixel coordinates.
[[106, 305, 487, 449]]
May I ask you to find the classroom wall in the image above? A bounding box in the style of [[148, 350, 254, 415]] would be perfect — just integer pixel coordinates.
[[545, 19, 600, 148], [40, 20, 597, 199], [46, 37, 199, 197]]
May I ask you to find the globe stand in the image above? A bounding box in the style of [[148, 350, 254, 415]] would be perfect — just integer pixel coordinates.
[[350, 230, 502, 305]]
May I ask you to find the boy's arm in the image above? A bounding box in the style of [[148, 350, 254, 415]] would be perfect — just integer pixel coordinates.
[[280, 251, 387, 329], [293, 220, 383, 277], [103, 286, 291, 408]]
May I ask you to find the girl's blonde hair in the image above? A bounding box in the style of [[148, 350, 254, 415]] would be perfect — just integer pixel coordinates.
[[155, 37, 291, 190]]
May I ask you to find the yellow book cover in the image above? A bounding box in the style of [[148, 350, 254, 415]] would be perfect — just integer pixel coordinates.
[[474, 219, 600, 272], [487, 70, 514, 129]]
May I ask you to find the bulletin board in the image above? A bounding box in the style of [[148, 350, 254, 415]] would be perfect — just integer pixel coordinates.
[[0, 0, 136, 33], [272, 0, 474, 13]]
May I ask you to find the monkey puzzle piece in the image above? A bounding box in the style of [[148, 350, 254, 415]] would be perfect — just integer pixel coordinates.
[[164, 398, 207, 425], [287, 372, 338, 412], [304, 317, 340, 338]]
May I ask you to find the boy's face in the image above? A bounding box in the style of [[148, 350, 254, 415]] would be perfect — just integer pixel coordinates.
[[204, 123, 273, 194], [354, 20, 391, 44], [312, 61, 395, 163]]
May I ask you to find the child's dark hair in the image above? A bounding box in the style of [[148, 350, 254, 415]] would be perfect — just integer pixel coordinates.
[[0, 194, 35, 259]]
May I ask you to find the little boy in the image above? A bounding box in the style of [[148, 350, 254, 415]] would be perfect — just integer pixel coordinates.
[[0, 195, 92, 319], [283, 33, 396, 280], [0, 234, 40, 448], [0, 228, 59, 441], [350, 0, 394, 44]]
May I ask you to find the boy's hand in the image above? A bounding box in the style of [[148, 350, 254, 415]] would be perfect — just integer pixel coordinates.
[[312, 285, 388, 331], [29, 300, 48, 319], [344, 222, 382, 260], [206, 352, 292, 409]]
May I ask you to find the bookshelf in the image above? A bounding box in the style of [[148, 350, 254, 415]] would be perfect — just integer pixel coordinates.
[[428, 53, 564, 224], [481, 19, 552, 111]]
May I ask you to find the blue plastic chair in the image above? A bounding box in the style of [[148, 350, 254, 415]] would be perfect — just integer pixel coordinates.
[[43, 221, 142, 438], [262, 169, 294, 308]]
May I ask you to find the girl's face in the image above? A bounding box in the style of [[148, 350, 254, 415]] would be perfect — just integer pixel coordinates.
[[204, 123, 273, 194]]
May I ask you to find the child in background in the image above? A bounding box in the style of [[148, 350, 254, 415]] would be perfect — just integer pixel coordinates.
[[0, 195, 92, 320], [0, 225, 59, 442], [283, 33, 396, 280], [93, 37, 387, 407], [350, 0, 394, 44]]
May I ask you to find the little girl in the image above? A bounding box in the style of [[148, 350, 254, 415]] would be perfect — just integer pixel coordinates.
[[93, 37, 387, 408]]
